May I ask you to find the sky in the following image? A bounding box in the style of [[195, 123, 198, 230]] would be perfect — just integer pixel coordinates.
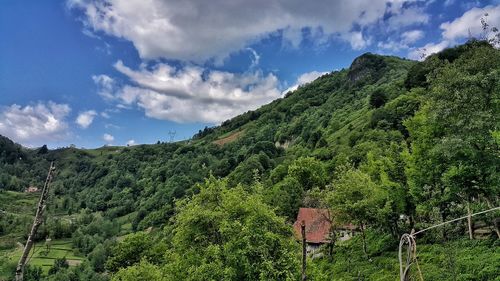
[[0, 0, 499, 148]]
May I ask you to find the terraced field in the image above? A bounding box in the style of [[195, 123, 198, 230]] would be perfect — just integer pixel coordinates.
[[4, 239, 83, 272], [0, 191, 84, 279]]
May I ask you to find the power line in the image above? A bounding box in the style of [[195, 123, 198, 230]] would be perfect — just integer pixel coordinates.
[[399, 206, 500, 281], [413, 206, 500, 236]]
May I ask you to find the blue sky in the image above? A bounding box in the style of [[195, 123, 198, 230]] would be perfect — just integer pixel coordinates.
[[0, 0, 499, 148]]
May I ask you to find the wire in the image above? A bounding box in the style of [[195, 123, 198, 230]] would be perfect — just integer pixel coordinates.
[[399, 206, 500, 281], [412, 206, 500, 236]]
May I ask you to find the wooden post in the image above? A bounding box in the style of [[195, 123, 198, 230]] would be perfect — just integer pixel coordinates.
[[301, 220, 306, 281], [15, 162, 55, 281], [467, 200, 473, 240]]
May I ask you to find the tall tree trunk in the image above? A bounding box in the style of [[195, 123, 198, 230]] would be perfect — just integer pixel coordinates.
[[409, 215, 415, 231], [329, 228, 336, 262], [15, 162, 55, 281], [440, 207, 448, 241], [361, 222, 367, 257], [483, 197, 500, 239], [301, 221, 307, 281], [467, 200, 474, 240]]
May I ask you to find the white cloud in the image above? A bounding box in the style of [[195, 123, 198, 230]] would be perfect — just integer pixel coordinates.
[[402, 30, 425, 44], [344, 32, 371, 50], [378, 40, 406, 51], [408, 40, 450, 60], [126, 139, 136, 146], [440, 5, 500, 42], [68, 0, 430, 61], [378, 30, 424, 52], [0, 101, 71, 145], [444, 0, 455, 7], [76, 110, 97, 128], [92, 74, 117, 100], [103, 133, 114, 143], [386, 6, 430, 30], [283, 70, 328, 94], [246, 48, 260, 68], [94, 61, 282, 123], [408, 4, 500, 60]]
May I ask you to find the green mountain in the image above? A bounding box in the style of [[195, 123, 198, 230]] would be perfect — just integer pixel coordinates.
[[1, 41, 499, 281]]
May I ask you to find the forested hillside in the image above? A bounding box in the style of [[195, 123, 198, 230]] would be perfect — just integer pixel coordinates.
[[1, 41, 499, 281]]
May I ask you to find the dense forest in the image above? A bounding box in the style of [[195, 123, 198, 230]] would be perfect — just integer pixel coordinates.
[[0, 41, 499, 280]]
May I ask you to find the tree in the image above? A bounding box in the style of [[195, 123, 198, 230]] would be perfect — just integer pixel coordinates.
[[288, 157, 327, 190], [267, 176, 304, 219], [369, 89, 388, 108], [48, 257, 69, 275], [163, 177, 299, 281], [23, 265, 42, 281], [327, 167, 385, 255], [113, 260, 163, 281], [405, 44, 500, 239], [106, 232, 164, 273]]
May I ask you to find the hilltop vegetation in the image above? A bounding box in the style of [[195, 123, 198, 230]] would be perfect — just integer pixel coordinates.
[[0, 41, 499, 280]]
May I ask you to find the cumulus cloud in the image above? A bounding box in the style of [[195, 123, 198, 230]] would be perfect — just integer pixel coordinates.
[[402, 30, 425, 44], [94, 61, 282, 123], [408, 40, 450, 60], [283, 71, 328, 94], [386, 6, 429, 30], [126, 139, 136, 146], [0, 101, 71, 145], [68, 0, 431, 61], [92, 74, 117, 100], [440, 5, 500, 42], [76, 110, 97, 128], [409, 4, 500, 60], [379, 29, 425, 51], [344, 32, 371, 50], [103, 133, 114, 143]]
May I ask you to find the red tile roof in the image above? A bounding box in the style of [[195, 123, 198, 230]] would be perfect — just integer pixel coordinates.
[[293, 208, 331, 244]]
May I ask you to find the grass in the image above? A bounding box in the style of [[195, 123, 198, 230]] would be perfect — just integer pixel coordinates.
[[308, 232, 500, 281], [0, 238, 84, 278], [0, 191, 38, 214], [0, 192, 83, 279]]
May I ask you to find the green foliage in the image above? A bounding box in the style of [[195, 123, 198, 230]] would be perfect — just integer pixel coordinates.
[[48, 257, 69, 275], [287, 157, 326, 190], [327, 167, 385, 227], [106, 232, 165, 273], [24, 265, 43, 281], [369, 88, 388, 108], [112, 260, 163, 281], [405, 43, 500, 228], [163, 177, 299, 281]]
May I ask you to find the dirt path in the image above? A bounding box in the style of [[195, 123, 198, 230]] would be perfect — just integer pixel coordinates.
[[213, 130, 244, 146]]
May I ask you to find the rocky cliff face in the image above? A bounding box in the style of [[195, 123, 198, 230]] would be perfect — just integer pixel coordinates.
[[347, 53, 388, 84]]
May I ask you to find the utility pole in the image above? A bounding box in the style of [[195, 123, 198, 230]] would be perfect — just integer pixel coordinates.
[[301, 220, 307, 281], [168, 130, 176, 143], [16, 162, 56, 281]]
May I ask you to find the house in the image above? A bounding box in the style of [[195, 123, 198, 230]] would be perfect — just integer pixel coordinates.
[[293, 208, 332, 254], [336, 223, 358, 241], [293, 208, 358, 254], [25, 186, 39, 193]]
